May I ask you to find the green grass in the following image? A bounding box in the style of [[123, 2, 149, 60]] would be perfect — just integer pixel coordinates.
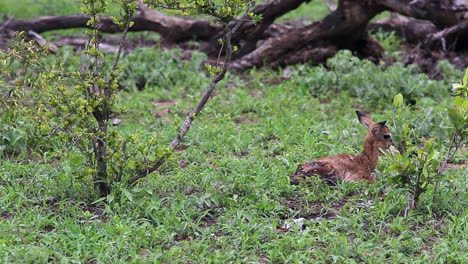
[[1, 46, 467, 263], [0, 0, 123, 19], [278, 1, 331, 23]]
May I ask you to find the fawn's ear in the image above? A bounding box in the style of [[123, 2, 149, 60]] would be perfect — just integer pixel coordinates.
[[376, 120, 387, 133], [356, 110, 375, 128], [377, 120, 387, 126]]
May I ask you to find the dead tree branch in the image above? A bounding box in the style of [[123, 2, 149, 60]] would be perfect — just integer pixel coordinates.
[[427, 19, 468, 50]]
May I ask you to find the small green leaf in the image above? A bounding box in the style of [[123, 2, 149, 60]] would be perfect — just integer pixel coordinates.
[[122, 190, 133, 202], [107, 194, 115, 203], [393, 93, 403, 108]]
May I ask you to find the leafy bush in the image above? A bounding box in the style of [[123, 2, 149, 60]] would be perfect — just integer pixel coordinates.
[[288, 50, 457, 107], [370, 28, 401, 54], [1, 0, 255, 197], [386, 68, 467, 211]]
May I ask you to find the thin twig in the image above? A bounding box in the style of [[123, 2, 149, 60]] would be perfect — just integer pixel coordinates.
[[408, 144, 432, 213], [128, 2, 254, 185], [433, 131, 465, 203], [110, 18, 132, 76], [438, 132, 458, 174]]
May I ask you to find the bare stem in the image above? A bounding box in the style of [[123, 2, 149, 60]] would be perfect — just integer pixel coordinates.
[[91, 4, 134, 196], [110, 15, 132, 76], [433, 131, 465, 203], [129, 2, 254, 185], [408, 144, 433, 212]]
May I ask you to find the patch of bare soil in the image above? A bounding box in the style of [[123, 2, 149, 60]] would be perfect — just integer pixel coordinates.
[[445, 160, 467, 170], [184, 187, 201, 195], [175, 144, 189, 152], [151, 100, 176, 106], [234, 151, 250, 158], [250, 90, 264, 98], [34, 197, 108, 222], [401, 44, 468, 79], [445, 144, 467, 171], [234, 113, 257, 124], [151, 100, 176, 119], [199, 215, 217, 228], [280, 198, 347, 221], [77, 204, 107, 222], [178, 159, 188, 168], [1, 212, 14, 220], [42, 224, 55, 232]]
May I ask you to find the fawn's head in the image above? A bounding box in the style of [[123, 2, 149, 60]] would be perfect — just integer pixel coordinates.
[[356, 110, 393, 149]]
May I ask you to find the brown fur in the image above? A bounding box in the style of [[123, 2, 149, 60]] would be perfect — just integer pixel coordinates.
[[290, 110, 393, 184]]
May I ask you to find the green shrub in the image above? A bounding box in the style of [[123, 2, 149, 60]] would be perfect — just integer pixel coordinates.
[[288, 50, 457, 107], [119, 48, 207, 92]]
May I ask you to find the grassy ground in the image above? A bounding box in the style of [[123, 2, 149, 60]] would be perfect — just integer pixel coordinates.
[[1, 1, 467, 264], [1, 47, 467, 263]]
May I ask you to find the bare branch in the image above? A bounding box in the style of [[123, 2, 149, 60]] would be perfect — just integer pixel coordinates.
[[109, 12, 134, 81], [426, 19, 468, 50]]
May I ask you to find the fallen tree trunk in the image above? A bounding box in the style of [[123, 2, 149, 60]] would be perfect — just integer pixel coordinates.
[[1, 13, 220, 43], [231, 0, 467, 71], [1, 0, 467, 72], [368, 15, 439, 43], [375, 0, 467, 27]]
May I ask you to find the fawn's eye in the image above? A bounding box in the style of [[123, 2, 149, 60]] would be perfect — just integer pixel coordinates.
[[383, 134, 391, 140]]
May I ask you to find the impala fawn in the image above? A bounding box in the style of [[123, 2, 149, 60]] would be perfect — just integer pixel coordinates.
[[290, 111, 393, 184]]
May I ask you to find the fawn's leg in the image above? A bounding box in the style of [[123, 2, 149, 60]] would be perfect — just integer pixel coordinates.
[[290, 161, 336, 185]]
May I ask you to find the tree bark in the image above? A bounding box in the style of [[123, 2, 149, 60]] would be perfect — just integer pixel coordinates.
[[427, 19, 468, 50], [375, 0, 467, 27], [231, 0, 385, 71], [368, 15, 439, 43]]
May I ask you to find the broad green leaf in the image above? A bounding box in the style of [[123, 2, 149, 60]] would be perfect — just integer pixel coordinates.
[[448, 107, 463, 125], [427, 149, 440, 162], [422, 166, 428, 181], [454, 96, 463, 107], [402, 160, 411, 171], [387, 163, 402, 172]]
